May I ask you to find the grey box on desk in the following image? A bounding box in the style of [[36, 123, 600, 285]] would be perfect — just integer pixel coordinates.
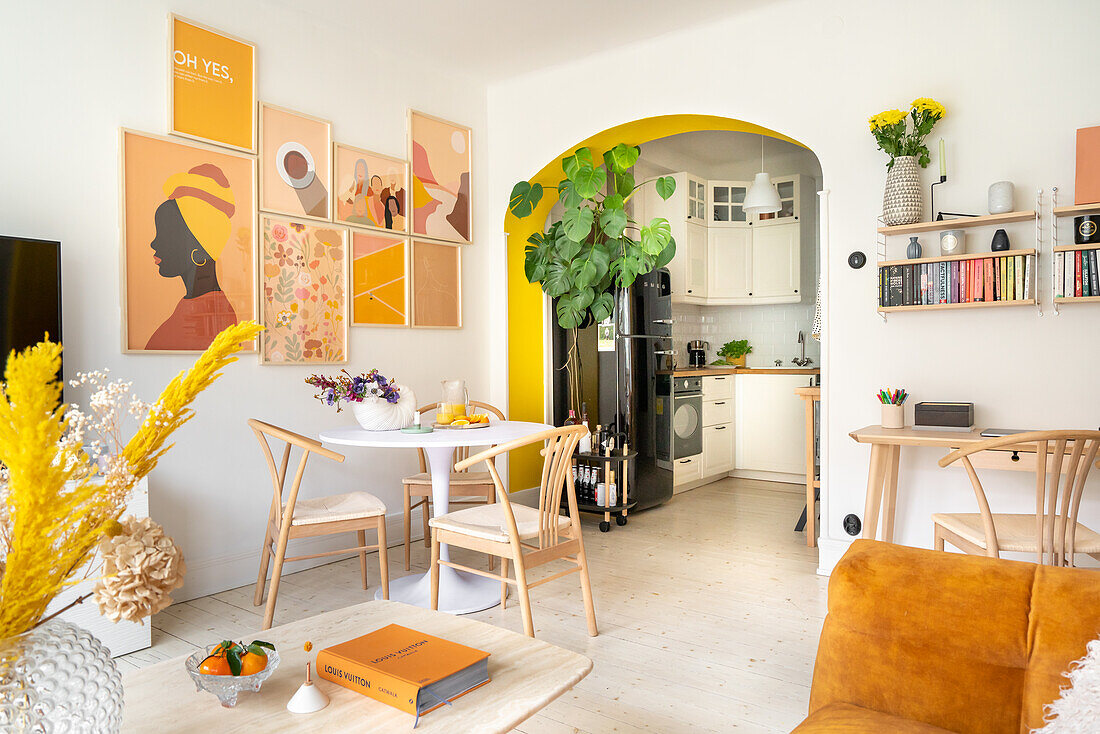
[[914, 402, 974, 429]]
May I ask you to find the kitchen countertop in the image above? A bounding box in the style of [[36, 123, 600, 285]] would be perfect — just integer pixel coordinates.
[[662, 367, 820, 376]]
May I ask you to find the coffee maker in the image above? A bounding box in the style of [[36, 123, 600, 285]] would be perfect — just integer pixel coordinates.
[[687, 340, 708, 368]]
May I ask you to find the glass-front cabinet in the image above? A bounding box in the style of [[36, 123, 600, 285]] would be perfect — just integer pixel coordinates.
[[755, 175, 800, 227], [686, 176, 707, 222], [707, 180, 750, 226]]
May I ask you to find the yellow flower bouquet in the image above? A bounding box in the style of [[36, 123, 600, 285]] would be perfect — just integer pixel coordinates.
[[869, 97, 946, 168]]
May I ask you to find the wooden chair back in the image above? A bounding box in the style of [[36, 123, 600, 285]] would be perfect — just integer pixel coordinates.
[[454, 425, 588, 550], [413, 400, 506, 473], [248, 419, 344, 531], [939, 430, 1100, 565]]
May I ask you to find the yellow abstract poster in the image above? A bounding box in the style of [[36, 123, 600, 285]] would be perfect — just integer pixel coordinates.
[[351, 232, 407, 326], [170, 16, 255, 153]]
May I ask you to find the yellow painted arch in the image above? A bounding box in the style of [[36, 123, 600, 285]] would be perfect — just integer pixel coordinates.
[[506, 114, 808, 490]]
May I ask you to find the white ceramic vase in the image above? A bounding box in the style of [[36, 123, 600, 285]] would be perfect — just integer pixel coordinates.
[[882, 156, 923, 226], [988, 181, 1014, 214], [350, 384, 416, 431]]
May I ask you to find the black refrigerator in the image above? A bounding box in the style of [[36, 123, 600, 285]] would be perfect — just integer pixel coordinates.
[[551, 268, 675, 511]]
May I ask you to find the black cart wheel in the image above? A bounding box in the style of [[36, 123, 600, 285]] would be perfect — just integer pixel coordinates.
[[616, 514, 627, 526], [599, 521, 611, 532]]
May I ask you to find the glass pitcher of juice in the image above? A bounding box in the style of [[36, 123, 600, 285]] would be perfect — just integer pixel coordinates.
[[437, 379, 468, 425]]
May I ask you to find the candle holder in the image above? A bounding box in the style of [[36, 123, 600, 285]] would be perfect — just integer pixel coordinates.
[[930, 174, 947, 222]]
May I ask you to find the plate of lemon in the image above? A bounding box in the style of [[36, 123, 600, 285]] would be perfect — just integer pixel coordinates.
[[434, 412, 491, 429]]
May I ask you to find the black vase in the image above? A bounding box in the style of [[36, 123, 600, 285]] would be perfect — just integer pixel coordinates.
[[990, 228, 1010, 252]]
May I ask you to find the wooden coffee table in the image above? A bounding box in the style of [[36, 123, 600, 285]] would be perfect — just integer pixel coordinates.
[[122, 600, 592, 733]]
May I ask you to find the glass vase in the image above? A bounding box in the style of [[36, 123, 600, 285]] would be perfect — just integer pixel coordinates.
[[0, 619, 124, 733]]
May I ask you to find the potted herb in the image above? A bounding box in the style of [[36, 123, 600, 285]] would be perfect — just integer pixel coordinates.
[[869, 97, 946, 226], [717, 339, 752, 367]]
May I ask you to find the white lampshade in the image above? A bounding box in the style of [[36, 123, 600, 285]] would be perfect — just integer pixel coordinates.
[[743, 172, 781, 214]]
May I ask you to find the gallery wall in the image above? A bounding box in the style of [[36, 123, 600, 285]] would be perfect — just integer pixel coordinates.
[[485, 0, 1100, 572], [0, 1, 497, 599]]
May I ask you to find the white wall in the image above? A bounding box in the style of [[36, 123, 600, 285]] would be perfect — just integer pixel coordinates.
[[486, 0, 1100, 572], [0, 1, 494, 599]]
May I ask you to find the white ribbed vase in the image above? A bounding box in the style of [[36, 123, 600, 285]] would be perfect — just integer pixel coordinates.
[[350, 385, 416, 431], [882, 156, 923, 226]]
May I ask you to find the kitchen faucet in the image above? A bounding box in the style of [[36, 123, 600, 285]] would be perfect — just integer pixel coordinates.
[[791, 330, 813, 367]]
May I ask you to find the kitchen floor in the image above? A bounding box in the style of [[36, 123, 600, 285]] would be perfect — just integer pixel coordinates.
[[120, 479, 828, 733]]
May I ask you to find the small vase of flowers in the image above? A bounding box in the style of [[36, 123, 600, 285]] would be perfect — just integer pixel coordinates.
[[869, 97, 946, 226], [305, 370, 416, 431]]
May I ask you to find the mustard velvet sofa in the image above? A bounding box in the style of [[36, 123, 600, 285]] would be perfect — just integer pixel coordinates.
[[794, 540, 1100, 733]]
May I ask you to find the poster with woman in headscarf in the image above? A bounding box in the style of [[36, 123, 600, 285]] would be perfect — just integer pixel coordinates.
[[120, 129, 256, 352]]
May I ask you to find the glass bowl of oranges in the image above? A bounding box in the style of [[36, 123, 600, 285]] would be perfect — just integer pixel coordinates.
[[185, 639, 280, 707]]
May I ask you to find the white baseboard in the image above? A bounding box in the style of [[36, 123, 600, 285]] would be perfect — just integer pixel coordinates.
[[729, 469, 804, 485], [816, 536, 851, 576]]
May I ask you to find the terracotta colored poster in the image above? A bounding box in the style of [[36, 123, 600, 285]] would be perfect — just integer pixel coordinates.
[[411, 240, 461, 328], [352, 232, 407, 326], [409, 111, 471, 244], [260, 104, 332, 221], [260, 216, 348, 364], [121, 129, 255, 353], [334, 144, 408, 233], [170, 16, 255, 152]]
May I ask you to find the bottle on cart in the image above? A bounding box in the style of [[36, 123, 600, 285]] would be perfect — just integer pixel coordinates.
[[579, 403, 592, 454], [564, 409, 578, 426]]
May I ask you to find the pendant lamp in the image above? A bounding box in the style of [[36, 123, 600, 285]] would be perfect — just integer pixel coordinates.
[[743, 135, 781, 215]]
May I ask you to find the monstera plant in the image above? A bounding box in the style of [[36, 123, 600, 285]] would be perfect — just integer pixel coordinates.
[[509, 143, 677, 329]]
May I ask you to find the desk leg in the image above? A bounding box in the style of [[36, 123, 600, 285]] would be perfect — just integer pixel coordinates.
[[862, 445, 890, 540], [804, 399, 816, 548], [881, 446, 901, 543]]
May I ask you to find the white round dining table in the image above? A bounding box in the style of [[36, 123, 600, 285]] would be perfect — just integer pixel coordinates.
[[319, 420, 552, 614]]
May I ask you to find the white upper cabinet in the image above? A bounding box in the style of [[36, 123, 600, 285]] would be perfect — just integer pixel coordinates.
[[707, 228, 751, 300], [685, 222, 708, 298], [686, 175, 707, 222], [750, 221, 800, 299], [707, 180, 751, 227], [755, 175, 801, 228]]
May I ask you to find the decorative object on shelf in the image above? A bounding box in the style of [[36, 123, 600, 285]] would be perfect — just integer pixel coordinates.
[[870, 98, 946, 225], [988, 181, 1015, 214], [0, 322, 261, 731], [847, 251, 867, 269], [334, 143, 408, 233], [409, 110, 472, 244], [906, 236, 923, 259], [991, 228, 1010, 252], [305, 370, 415, 430], [717, 339, 752, 367], [508, 142, 676, 329], [939, 229, 965, 256], [877, 388, 907, 429], [1075, 125, 1100, 206], [169, 16, 255, 153], [351, 231, 408, 326], [411, 239, 462, 328], [120, 129, 257, 353], [259, 103, 332, 221], [186, 641, 281, 708], [0, 619, 123, 732], [287, 663, 330, 714], [260, 216, 348, 364], [1075, 215, 1099, 245], [743, 135, 782, 215]]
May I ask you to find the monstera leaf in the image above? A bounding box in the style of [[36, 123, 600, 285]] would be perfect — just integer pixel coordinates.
[[509, 181, 543, 218]]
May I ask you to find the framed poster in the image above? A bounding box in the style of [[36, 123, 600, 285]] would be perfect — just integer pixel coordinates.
[[259, 103, 332, 221], [169, 15, 256, 153], [411, 239, 461, 329], [334, 143, 408, 233], [351, 231, 408, 327], [120, 129, 256, 353], [409, 110, 471, 244], [260, 216, 348, 364]]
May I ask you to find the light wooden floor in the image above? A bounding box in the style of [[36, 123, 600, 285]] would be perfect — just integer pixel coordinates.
[[120, 478, 827, 733]]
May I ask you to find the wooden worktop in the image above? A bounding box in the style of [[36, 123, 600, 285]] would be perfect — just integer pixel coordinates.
[[664, 367, 820, 376]]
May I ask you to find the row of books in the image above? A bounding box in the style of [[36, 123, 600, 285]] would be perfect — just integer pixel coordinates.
[[1055, 249, 1100, 298], [878, 254, 1032, 308]]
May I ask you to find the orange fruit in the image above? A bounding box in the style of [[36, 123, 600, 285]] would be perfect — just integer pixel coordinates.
[[199, 653, 231, 676], [451, 419, 470, 426], [239, 651, 268, 676]]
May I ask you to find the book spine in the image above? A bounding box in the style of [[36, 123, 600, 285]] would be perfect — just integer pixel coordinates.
[[1076, 251, 1083, 297], [950, 261, 958, 303], [961, 260, 968, 302], [1083, 250, 1092, 297], [1091, 250, 1099, 296], [1005, 257, 1013, 300], [1067, 251, 1076, 297], [317, 651, 421, 715], [904, 264, 913, 306], [1024, 255, 1032, 299], [994, 257, 1002, 301], [1015, 255, 1023, 300], [1055, 252, 1064, 297], [974, 259, 983, 301]]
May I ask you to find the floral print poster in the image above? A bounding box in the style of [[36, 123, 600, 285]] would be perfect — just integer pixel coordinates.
[[260, 216, 348, 364]]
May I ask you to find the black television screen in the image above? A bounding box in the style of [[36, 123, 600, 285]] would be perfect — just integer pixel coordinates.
[[0, 236, 62, 369]]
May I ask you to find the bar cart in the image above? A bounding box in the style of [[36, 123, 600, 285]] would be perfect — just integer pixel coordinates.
[[565, 447, 637, 532]]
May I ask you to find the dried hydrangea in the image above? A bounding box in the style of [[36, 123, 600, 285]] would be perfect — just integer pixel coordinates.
[[94, 516, 186, 624]]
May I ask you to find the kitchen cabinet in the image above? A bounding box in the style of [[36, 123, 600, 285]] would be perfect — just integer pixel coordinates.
[[707, 228, 751, 300], [701, 376, 734, 477], [685, 222, 708, 298], [707, 180, 751, 226], [750, 221, 800, 299], [755, 175, 802, 227], [702, 424, 734, 476], [686, 175, 707, 222], [674, 454, 702, 487], [734, 374, 808, 477]]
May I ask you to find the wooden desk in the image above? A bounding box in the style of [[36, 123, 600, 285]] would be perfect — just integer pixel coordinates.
[[795, 387, 820, 547], [848, 425, 1078, 543], [123, 600, 592, 733]]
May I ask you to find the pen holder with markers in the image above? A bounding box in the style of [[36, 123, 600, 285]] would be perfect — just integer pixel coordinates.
[[878, 388, 907, 429]]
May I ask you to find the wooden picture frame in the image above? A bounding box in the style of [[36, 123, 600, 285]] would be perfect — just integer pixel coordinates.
[[411, 239, 462, 329], [119, 128, 257, 354], [333, 142, 409, 235], [168, 14, 256, 154], [408, 109, 472, 245], [259, 215, 349, 365], [259, 103, 333, 222], [350, 231, 409, 328]]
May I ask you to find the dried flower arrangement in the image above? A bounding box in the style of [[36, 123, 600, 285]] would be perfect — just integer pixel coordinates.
[[0, 321, 262, 638], [305, 369, 401, 412]]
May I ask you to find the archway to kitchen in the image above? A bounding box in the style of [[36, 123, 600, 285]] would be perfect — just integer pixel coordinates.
[[505, 114, 825, 548]]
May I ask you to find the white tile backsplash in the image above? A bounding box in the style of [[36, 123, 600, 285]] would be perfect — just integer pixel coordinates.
[[674, 302, 821, 369]]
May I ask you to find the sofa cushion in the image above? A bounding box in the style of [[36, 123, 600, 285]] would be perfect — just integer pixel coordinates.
[[792, 702, 958, 733]]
